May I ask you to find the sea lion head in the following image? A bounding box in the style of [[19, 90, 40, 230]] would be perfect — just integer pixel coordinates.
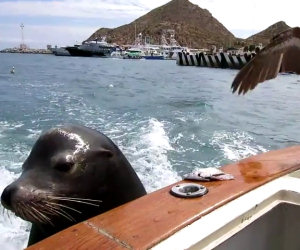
[[1, 125, 146, 236]]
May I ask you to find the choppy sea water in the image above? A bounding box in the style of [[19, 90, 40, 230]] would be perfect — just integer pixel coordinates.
[[1, 53, 300, 249]]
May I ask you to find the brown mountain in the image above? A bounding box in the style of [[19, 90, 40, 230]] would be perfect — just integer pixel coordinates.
[[87, 0, 235, 48], [246, 21, 291, 45]]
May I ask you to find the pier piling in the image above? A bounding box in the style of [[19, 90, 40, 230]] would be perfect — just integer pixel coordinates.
[[177, 52, 256, 69]]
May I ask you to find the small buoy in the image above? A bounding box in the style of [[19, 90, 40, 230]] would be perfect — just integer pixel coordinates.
[[108, 84, 114, 88], [10, 66, 15, 74]]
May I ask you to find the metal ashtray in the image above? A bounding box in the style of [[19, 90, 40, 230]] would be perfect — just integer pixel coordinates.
[[170, 183, 208, 198]]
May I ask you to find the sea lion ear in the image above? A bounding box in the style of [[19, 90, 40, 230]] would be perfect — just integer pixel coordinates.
[[90, 148, 113, 158]]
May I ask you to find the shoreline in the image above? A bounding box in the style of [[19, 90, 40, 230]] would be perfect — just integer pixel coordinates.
[[0, 49, 52, 55]]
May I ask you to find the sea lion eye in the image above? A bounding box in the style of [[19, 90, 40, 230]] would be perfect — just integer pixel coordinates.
[[54, 160, 74, 172]]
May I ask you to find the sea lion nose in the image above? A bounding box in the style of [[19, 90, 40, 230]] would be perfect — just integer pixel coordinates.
[[1, 185, 17, 210]]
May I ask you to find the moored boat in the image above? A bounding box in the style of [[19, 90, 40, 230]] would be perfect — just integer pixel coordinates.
[[143, 47, 164, 60], [162, 45, 187, 60], [123, 48, 145, 59], [66, 38, 116, 57], [50, 47, 70, 56], [144, 55, 164, 60], [110, 48, 124, 59], [26, 146, 300, 249]]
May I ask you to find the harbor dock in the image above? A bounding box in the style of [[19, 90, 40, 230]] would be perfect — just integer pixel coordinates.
[[176, 52, 256, 69]]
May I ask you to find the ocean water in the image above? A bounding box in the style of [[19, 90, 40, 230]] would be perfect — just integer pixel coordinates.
[[1, 53, 300, 249]]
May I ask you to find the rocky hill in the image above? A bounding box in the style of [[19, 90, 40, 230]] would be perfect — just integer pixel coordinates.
[[246, 21, 291, 45], [87, 0, 291, 49], [87, 0, 235, 48]]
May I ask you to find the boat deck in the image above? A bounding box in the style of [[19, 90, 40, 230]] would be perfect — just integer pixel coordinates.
[[27, 146, 300, 249]]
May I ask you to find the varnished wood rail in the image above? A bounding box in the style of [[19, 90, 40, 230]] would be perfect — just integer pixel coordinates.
[[27, 146, 300, 250]]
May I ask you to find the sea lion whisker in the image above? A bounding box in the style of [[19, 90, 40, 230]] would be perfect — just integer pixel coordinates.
[[44, 203, 76, 222], [1, 206, 4, 217], [30, 205, 53, 225], [19, 205, 33, 221], [1, 207, 10, 223], [53, 199, 100, 207], [25, 208, 43, 224], [43, 203, 71, 216], [48, 197, 101, 207], [49, 196, 102, 203], [28, 202, 50, 221], [33, 211, 51, 225], [42, 203, 66, 218], [39, 204, 58, 216], [25, 205, 49, 225], [46, 201, 82, 214], [18, 202, 28, 220], [6, 207, 12, 222], [8, 210, 12, 223], [1, 206, 8, 221]]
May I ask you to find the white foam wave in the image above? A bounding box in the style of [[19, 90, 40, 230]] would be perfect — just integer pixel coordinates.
[[0, 142, 30, 173], [0, 121, 24, 137], [142, 119, 173, 151], [26, 129, 42, 139], [0, 168, 30, 250], [127, 118, 180, 193], [211, 131, 267, 161], [0, 140, 31, 248], [0, 223, 29, 250]]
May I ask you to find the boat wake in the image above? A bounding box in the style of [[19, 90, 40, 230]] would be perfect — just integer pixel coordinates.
[[210, 130, 267, 161], [121, 118, 180, 193], [0, 168, 29, 250]]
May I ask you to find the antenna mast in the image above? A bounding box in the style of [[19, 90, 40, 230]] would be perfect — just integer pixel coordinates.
[[20, 23, 26, 50], [135, 23, 137, 45]]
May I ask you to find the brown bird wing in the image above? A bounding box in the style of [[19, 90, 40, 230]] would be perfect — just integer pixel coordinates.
[[232, 27, 300, 94]]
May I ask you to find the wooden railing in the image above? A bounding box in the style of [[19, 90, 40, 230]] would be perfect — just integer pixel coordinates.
[[27, 146, 300, 250]]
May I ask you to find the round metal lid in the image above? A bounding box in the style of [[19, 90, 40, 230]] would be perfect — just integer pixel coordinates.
[[170, 183, 208, 198]]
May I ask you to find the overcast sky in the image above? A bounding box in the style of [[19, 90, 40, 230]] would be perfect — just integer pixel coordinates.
[[0, 0, 299, 49]]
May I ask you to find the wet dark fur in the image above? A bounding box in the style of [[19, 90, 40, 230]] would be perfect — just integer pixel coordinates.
[[1, 125, 146, 245]]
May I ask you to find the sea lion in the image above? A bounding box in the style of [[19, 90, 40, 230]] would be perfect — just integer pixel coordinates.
[[1, 125, 146, 245]]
